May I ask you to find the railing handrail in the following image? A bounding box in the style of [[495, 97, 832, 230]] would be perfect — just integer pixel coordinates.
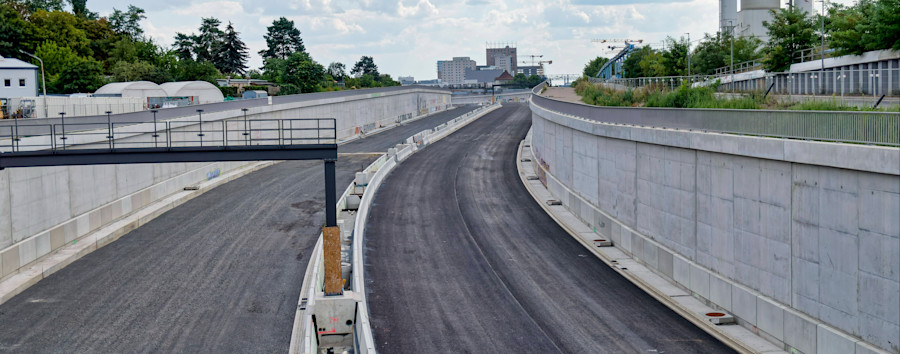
[[0, 117, 337, 153]]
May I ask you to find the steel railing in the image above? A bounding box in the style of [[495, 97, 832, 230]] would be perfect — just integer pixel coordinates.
[[531, 93, 900, 146], [0, 118, 337, 153]]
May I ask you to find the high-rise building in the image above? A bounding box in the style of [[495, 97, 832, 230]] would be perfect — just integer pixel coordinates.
[[436, 57, 476, 85], [486, 43, 517, 75]]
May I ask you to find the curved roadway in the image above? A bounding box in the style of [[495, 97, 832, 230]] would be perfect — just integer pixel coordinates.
[[365, 103, 733, 353], [0, 105, 477, 352]]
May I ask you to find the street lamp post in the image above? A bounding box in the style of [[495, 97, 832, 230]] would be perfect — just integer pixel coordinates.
[[18, 50, 47, 118], [685, 33, 691, 82], [819, 0, 827, 94]]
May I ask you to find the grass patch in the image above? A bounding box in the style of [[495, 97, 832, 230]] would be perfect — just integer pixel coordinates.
[[572, 77, 895, 111]]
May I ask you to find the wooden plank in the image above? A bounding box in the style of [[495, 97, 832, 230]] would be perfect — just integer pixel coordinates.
[[322, 226, 343, 295]]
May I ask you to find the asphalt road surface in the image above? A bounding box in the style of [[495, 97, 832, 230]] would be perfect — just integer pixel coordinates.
[[365, 103, 734, 353], [0, 105, 477, 353]]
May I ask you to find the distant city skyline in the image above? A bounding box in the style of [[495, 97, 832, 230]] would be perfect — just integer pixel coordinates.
[[83, 0, 855, 80]]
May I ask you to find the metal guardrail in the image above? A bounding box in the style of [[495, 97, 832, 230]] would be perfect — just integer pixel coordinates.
[[531, 91, 900, 146], [0, 118, 337, 153]]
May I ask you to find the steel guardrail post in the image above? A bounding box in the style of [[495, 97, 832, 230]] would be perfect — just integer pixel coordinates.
[[105, 111, 113, 150], [196, 109, 204, 147]]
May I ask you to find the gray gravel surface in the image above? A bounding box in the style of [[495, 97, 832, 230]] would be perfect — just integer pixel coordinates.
[[365, 103, 734, 353], [0, 106, 476, 353]]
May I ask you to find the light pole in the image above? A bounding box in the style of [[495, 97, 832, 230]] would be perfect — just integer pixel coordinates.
[[818, 0, 826, 94], [685, 33, 691, 81], [18, 50, 47, 118]]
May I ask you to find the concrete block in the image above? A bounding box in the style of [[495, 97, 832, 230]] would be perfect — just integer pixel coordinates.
[[631, 232, 644, 260], [673, 255, 691, 288], [709, 274, 732, 312], [816, 324, 858, 354], [35, 232, 50, 257], [657, 248, 674, 279], [643, 240, 658, 270], [860, 189, 900, 238], [784, 309, 818, 354], [50, 226, 66, 250], [732, 284, 757, 325], [756, 296, 785, 341], [18, 237, 36, 266], [620, 228, 632, 253], [1, 246, 20, 277], [690, 263, 710, 300]]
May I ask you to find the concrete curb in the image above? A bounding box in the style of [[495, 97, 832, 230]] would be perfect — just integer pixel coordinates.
[[515, 131, 779, 354]]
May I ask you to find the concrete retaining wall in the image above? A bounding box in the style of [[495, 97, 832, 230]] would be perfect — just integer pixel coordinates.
[[451, 92, 531, 105], [530, 100, 900, 353], [0, 87, 451, 281]]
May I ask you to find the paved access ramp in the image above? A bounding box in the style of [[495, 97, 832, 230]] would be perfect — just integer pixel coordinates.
[[364, 103, 734, 353]]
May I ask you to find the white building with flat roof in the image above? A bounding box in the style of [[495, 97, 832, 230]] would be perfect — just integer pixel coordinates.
[[0, 56, 39, 98], [437, 57, 476, 85]]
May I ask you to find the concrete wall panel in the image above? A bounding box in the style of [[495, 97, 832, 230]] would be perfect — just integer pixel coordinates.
[[531, 101, 900, 352]]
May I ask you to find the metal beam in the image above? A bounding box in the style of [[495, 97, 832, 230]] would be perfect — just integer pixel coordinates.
[[0, 144, 337, 169]]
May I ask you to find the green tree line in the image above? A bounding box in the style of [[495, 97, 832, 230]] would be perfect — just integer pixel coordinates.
[[0, 0, 399, 95]]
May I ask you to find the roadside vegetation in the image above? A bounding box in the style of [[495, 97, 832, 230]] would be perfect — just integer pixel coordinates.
[[0, 0, 400, 95], [573, 78, 891, 111]]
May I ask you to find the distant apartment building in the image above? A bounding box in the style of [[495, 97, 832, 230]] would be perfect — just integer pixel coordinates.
[[398, 76, 416, 85], [493, 55, 515, 75], [517, 66, 541, 77], [436, 57, 476, 85], [486, 44, 517, 75]]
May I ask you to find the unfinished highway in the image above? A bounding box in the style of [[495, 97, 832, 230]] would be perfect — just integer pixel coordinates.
[[364, 103, 733, 353], [0, 105, 477, 353]]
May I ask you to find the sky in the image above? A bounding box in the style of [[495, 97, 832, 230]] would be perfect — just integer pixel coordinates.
[[83, 0, 851, 80]]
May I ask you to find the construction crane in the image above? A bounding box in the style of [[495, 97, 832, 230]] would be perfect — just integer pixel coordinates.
[[522, 54, 543, 66]]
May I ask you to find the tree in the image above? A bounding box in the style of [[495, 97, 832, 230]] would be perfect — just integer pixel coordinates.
[[660, 36, 689, 76], [110, 60, 155, 82], [51, 57, 104, 93], [0, 3, 27, 58], [865, 0, 900, 51], [14, 0, 64, 13], [217, 22, 248, 75], [173, 58, 220, 83], [327, 62, 346, 80], [259, 17, 305, 61], [173, 32, 194, 60], [639, 49, 667, 77], [194, 17, 223, 64], [26, 10, 92, 56], [762, 7, 817, 72], [582, 56, 609, 77], [350, 56, 378, 77], [623, 46, 654, 78], [69, 0, 86, 17], [34, 40, 79, 78], [279, 51, 325, 93], [109, 5, 145, 40]]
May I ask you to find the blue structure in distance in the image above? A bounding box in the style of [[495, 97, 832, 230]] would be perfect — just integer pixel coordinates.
[[595, 42, 637, 80]]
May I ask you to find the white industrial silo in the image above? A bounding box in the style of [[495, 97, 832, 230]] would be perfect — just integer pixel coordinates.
[[720, 0, 738, 34], [738, 0, 779, 41]]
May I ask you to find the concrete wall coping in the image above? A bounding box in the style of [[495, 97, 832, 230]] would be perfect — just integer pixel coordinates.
[[530, 101, 900, 176]]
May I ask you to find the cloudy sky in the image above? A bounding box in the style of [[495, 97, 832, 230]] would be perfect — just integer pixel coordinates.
[[83, 0, 840, 80]]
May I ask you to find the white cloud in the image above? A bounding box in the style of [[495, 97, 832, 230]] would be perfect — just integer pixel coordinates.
[[89, 0, 775, 79], [397, 0, 438, 17], [172, 1, 245, 16]]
